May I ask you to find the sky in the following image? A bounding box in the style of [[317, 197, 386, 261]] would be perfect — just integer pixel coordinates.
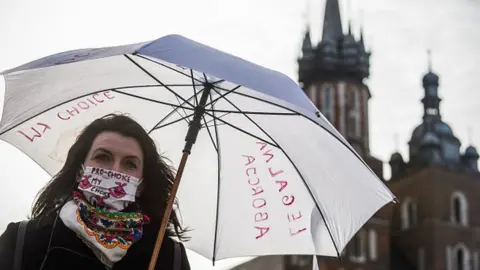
[[0, 0, 479, 269]]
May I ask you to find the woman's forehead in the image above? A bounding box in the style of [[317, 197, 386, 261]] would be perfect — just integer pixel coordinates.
[[91, 132, 143, 159]]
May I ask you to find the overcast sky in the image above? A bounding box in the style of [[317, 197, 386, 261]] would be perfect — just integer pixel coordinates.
[[0, 0, 479, 269]]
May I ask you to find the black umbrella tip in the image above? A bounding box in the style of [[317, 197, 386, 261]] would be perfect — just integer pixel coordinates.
[[203, 81, 215, 89]]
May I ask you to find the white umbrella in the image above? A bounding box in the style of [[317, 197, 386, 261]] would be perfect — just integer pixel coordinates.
[[0, 34, 395, 269]]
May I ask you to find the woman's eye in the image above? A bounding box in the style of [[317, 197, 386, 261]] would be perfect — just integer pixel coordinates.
[[125, 161, 137, 170], [94, 154, 109, 161]]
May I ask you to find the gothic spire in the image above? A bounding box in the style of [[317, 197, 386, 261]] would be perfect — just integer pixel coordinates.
[[358, 26, 366, 52], [322, 0, 343, 42], [302, 27, 312, 51]]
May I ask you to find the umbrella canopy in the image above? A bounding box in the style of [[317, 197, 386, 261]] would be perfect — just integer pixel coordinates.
[[0, 34, 395, 263]]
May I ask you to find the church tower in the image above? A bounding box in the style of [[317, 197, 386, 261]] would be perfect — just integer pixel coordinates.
[[293, 1, 391, 270], [297, 0, 383, 178], [387, 54, 480, 270], [389, 53, 479, 177]]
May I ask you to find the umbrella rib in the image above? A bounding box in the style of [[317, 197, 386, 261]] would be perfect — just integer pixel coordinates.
[[161, 84, 203, 87], [133, 54, 225, 87], [210, 89, 342, 257], [205, 85, 242, 107], [113, 89, 195, 127], [134, 54, 204, 84], [213, 85, 309, 117], [201, 75, 226, 86], [204, 122, 227, 128], [190, 70, 199, 107], [148, 88, 207, 133], [206, 85, 298, 116], [135, 54, 224, 89], [212, 79, 226, 85], [204, 109, 297, 116], [201, 115, 218, 152], [173, 106, 191, 125], [203, 112, 230, 127], [123, 54, 195, 109], [112, 89, 194, 111], [0, 85, 166, 136], [203, 111, 278, 148], [213, 88, 330, 129], [149, 113, 195, 132], [209, 92, 222, 265], [125, 54, 193, 119], [205, 85, 299, 116], [173, 95, 192, 122]]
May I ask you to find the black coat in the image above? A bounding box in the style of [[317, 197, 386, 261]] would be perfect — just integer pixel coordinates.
[[0, 213, 191, 270]]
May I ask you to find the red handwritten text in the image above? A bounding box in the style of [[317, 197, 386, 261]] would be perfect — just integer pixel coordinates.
[[17, 122, 51, 142], [256, 141, 306, 237], [243, 155, 270, 240], [16, 91, 115, 143], [57, 91, 115, 121]]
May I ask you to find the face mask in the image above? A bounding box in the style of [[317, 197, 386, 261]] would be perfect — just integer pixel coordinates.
[[77, 166, 142, 211]]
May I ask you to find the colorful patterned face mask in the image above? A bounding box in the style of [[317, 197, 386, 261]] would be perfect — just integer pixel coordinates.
[[77, 166, 142, 212]]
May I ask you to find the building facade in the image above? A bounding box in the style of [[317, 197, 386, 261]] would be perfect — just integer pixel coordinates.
[[231, 0, 480, 270]]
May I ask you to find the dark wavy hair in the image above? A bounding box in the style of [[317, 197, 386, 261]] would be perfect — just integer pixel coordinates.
[[31, 114, 188, 240]]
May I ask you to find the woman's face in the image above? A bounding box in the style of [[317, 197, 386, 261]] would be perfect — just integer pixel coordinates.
[[84, 131, 144, 179]]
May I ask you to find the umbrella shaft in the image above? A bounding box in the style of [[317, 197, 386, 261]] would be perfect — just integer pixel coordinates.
[[184, 83, 213, 153], [149, 83, 213, 269]]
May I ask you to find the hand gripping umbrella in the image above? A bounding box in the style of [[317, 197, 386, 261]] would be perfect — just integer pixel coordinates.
[[0, 34, 395, 269]]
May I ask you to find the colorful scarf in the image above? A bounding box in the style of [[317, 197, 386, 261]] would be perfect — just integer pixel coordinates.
[[60, 191, 150, 267]]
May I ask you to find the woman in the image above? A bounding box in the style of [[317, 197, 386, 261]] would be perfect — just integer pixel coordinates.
[[0, 114, 191, 269]]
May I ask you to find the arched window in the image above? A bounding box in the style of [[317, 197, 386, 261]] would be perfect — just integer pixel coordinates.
[[451, 191, 468, 226], [347, 87, 360, 137], [452, 244, 470, 270], [418, 248, 426, 270], [457, 249, 464, 270], [350, 230, 366, 263], [309, 84, 317, 107], [474, 251, 479, 270], [369, 230, 378, 260], [401, 197, 417, 230], [408, 202, 416, 225]]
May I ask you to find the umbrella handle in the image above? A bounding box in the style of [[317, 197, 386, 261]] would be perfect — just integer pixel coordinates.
[[148, 151, 190, 270]]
